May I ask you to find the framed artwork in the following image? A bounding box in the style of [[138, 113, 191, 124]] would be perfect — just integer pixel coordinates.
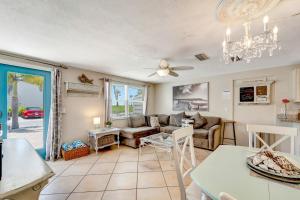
[[173, 82, 209, 111]]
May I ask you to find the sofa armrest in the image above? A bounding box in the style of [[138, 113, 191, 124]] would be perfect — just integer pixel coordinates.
[[208, 125, 221, 150]]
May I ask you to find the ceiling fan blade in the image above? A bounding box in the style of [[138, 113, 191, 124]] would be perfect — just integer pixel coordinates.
[[171, 66, 194, 71], [147, 72, 157, 77], [169, 70, 179, 77]]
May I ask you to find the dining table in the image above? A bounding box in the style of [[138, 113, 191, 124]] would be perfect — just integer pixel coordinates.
[[190, 145, 300, 200]]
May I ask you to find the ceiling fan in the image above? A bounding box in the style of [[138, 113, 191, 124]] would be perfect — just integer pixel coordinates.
[[145, 59, 194, 77]]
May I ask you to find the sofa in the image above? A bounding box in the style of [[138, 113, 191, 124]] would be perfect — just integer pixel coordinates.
[[120, 113, 222, 150]]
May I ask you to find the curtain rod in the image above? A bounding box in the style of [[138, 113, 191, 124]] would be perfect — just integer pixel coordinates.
[[0, 50, 68, 69], [99, 77, 149, 87]]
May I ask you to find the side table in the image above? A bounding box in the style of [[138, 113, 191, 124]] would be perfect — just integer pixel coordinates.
[[221, 120, 237, 145], [88, 127, 120, 154]]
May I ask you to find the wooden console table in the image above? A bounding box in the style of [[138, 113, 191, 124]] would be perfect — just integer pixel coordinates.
[[0, 139, 54, 200]]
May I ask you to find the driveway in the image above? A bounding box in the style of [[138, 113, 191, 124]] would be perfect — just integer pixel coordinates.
[[7, 117, 43, 149]]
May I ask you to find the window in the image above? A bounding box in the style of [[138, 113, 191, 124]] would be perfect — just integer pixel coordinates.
[[110, 83, 145, 118]]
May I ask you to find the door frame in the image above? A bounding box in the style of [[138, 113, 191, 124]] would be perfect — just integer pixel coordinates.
[[0, 63, 51, 158]]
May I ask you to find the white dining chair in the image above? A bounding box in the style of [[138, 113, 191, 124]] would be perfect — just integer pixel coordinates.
[[246, 124, 298, 154], [219, 192, 237, 200], [172, 126, 211, 200]]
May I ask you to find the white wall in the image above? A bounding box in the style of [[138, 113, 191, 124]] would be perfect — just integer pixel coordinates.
[[154, 65, 300, 152], [61, 67, 155, 143]]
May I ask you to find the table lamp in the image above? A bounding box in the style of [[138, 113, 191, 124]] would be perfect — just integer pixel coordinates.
[[93, 117, 101, 129]]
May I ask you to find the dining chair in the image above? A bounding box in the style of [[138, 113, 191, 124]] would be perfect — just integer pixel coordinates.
[[219, 192, 237, 200], [246, 124, 298, 154], [172, 126, 211, 200]]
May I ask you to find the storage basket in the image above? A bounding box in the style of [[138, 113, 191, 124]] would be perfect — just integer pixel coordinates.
[[61, 146, 90, 161], [98, 134, 115, 146]]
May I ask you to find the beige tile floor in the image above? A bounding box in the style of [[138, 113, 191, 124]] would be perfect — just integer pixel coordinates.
[[40, 145, 211, 200]]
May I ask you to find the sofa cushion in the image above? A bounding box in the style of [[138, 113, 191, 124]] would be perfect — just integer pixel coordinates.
[[169, 112, 185, 127], [121, 126, 157, 139], [160, 126, 181, 134], [202, 117, 221, 130], [193, 129, 209, 139], [150, 116, 160, 127], [130, 115, 146, 128], [157, 114, 169, 126], [191, 113, 207, 129]]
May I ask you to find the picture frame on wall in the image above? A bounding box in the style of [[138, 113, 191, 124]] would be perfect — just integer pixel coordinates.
[[173, 82, 209, 111]]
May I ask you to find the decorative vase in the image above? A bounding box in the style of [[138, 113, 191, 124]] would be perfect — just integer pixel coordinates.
[[106, 125, 111, 128], [283, 104, 288, 119]]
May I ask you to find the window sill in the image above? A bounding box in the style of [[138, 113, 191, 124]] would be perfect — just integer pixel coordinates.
[[111, 116, 129, 121]]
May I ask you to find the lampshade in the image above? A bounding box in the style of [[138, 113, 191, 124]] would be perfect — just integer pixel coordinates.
[[93, 117, 101, 125]]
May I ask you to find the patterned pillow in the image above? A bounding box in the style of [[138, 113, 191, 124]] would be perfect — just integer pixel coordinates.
[[130, 115, 146, 128], [157, 114, 169, 126], [191, 113, 207, 129], [150, 116, 160, 127], [169, 112, 185, 127]]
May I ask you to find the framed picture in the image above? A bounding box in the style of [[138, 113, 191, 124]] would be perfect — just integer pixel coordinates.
[[173, 82, 209, 111]]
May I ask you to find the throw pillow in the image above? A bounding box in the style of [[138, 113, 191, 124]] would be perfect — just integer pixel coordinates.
[[169, 112, 185, 127], [150, 116, 160, 127], [146, 114, 157, 126], [191, 113, 207, 129], [130, 115, 146, 128], [157, 114, 170, 126]]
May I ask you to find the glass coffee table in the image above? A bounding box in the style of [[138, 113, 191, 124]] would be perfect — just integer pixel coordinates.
[[139, 132, 174, 158]]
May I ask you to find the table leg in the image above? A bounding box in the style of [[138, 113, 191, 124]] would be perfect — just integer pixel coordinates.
[[95, 136, 98, 155], [232, 122, 236, 146], [117, 133, 120, 149]]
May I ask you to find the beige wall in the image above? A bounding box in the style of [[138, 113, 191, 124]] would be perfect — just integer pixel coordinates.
[[60, 67, 155, 143], [154, 65, 300, 152]]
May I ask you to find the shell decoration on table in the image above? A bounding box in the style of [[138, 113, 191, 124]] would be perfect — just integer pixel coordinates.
[[249, 150, 300, 177]]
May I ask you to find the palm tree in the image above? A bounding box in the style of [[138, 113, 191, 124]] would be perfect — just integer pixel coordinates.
[[8, 73, 44, 129], [112, 85, 121, 107]]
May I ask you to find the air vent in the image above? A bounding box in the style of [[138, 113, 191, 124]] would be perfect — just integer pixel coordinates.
[[195, 53, 209, 61]]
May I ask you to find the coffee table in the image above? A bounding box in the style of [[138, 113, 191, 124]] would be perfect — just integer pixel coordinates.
[[139, 132, 174, 158]]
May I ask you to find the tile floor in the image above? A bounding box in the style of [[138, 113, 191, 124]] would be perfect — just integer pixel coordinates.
[[40, 145, 211, 200]]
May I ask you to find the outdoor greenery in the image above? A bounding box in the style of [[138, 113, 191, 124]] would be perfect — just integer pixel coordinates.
[[111, 105, 133, 114], [7, 105, 26, 116]]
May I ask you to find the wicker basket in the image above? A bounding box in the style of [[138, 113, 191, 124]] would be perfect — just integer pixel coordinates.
[[61, 146, 90, 161], [98, 135, 115, 146]]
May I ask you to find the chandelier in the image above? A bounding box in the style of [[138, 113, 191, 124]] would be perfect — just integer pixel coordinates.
[[222, 16, 280, 64]]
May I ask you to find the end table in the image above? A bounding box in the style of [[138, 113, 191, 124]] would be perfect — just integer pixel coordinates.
[[88, 127, 120, 154]]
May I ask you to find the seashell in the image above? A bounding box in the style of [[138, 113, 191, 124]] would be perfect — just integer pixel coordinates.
[[273, 165, 281, 171], [259, 164, 268, 171], [252, 157, 263, 165], [260, 155, 268, 161]]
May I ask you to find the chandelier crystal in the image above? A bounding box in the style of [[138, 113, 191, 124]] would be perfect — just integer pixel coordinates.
[[222, 15, 280, 64]]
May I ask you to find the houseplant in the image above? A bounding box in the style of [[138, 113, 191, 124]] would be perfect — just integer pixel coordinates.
[[105, 121, 112, 128]]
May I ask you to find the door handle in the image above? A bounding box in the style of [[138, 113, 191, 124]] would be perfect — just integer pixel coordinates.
[[0, 111, 2, 119]]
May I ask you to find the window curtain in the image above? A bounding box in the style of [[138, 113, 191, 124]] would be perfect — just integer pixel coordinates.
[[104, 78, 111, 122], [46, 68, 62, 161], [143, 85, 148, 115]]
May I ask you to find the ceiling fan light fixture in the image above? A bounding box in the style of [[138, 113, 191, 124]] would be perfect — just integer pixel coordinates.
[[157, 68, 170, 76]]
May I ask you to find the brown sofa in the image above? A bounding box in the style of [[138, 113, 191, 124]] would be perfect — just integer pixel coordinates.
[[120, 114, 221, 150]]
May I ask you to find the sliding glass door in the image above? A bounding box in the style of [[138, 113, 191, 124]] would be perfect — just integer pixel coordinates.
[[0, 64, 51, 158]]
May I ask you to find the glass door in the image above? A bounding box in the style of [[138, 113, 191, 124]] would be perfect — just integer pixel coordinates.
[[0, 64, 51, 158]]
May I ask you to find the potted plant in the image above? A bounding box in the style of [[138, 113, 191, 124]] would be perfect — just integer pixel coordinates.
[[105, 121, 112, 128], [281, 98, 290, 119]]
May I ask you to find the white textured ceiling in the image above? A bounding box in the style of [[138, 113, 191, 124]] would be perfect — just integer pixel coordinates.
[[0, 0, 300, 83]]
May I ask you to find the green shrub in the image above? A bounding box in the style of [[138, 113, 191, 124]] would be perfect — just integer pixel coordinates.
[[18, 106, 26, 116]]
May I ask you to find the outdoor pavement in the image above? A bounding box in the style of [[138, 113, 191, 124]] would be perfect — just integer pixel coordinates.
[[7, 117, 43, 149]]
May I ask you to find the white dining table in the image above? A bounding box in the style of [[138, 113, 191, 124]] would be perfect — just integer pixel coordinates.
[[190, 145, 300, 200]]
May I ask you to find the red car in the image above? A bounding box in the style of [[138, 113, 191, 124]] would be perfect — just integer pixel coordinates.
[[21, 107, 44, 119]]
